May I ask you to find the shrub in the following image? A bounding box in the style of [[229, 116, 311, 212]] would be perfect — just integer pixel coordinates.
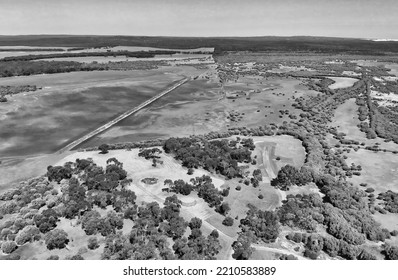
[[304, 248, 319, 260], [188, 217, 202, 230], [4, 253, 20, 260], [390, 230, 398, 237], [383, 244, 398, 260], [15, 225, 41, 245], [1, 241, 18, 254], [87, 237, 100, 250], [222, 217, 234, 226], [71, 255, 84, 260], [44, 229, 69, 250], [279, 254, 298, 260], [99, 144, 109, 154]]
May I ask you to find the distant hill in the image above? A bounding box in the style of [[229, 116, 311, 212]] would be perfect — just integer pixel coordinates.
[[0, 35, 398, 55]]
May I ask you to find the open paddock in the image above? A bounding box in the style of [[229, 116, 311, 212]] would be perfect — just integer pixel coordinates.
[[330, 98, 398, 150], [0, 67, 197, 158], [328, 77, 358, 89], [345, 149, 398, 195]]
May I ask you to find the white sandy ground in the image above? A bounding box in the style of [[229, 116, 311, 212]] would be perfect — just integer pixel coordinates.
[[342, 71, 361, 77], [328, 77, 359, 89], [370, 89, 398, 106]]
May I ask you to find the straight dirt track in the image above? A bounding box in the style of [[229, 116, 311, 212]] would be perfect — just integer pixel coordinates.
[[57, 77, 190, 153]]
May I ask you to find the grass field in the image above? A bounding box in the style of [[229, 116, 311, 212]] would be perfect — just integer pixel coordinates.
[[330, 98, 398, 150], [0, 68, 193, 158], [78, 76, 222, 148], [346, 149, 398, 194], [81, 75, 320, 149], [328, 77, 358, 89]]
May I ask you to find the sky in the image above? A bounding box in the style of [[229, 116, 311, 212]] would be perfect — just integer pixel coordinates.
[[0, 0, 397, 39]]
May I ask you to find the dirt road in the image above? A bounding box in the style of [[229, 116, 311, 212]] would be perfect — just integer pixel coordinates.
[[57, 77, 190, 153]]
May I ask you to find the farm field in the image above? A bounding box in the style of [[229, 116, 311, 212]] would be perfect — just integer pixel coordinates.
[[330, 98, 398, 151], [345, 149, 398, 194], [79, 75, 319, 149], [0, 67, 206, 158], [328, 77, 358, 89], [0, 72, 179, 158]]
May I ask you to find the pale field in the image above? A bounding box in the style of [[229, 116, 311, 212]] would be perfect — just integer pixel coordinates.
[[84, 75, 321, 148], [328, 77, 359, 89], [352, 60, 398, 77], [0, 46, 68, 50], [342, 70, 362, 77], [0, 46, 69, 59], [345, 149, 398, 195], [0, 70, 181, 158], [36, 53, 212, 64], [0, 152, 72, 190], [330, 98, 398, 150], [0, 65, 210, 158], [0, 51, 63, 59], [370, 89, 398, 106], [268, 64, 315, 73]]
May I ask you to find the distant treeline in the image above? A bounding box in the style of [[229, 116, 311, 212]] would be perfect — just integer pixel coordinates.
[[0, 50, 178, 62], [0, 59, 170, 77], [0, 60, 108, 77], [1, 35, 398, 55], [0, 85, 38, 102]]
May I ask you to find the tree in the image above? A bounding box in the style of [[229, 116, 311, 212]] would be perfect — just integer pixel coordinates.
[[99, 144, 110, 154], [210, 229, 219, 239], [46, 165, 72, 183], [106, 164, 127, 180], [34, 209, 59, 233], [188, 217, 202, 230], [253, 169, 262, 181], [357, 249, 377, 260], [15, 225, 41, 245], [81, 210, 102, 235], [232, 232, 254, 260], [162, 195, 182, 221], [44, 229, 69, 250], [222, 216, 234, 226], [1, 241, 18, 254], [189, 228, 202, 240], [279, 254, 298, 260], [217, 202, 231, 216], [383, 244, 398, 260], [164, 216, 187, 239], [204, 234, 222, 259], [240, 206, 280, 243], [70, 254, 84, 260]]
